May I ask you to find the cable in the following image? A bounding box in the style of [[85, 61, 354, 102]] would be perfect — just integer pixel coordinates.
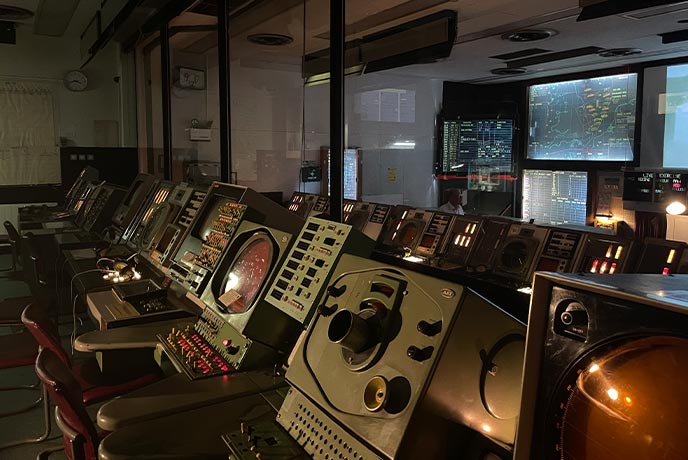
[[69, 268, 116, 354]]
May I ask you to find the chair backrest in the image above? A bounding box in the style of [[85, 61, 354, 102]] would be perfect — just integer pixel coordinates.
[[35, 348, 99, 460], [3, 220, 20, 246], [25, 234, 51, 294], [21, 303, 70, 366]]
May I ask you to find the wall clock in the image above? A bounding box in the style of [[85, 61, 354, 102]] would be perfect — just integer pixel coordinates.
[[64, 70, 88, 92]]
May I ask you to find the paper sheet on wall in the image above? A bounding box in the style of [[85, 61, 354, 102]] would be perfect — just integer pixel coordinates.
[[0, 80, 61, 185]]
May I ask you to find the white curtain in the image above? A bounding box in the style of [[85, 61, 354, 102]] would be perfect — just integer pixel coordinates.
[[0, 80, 61, 185]]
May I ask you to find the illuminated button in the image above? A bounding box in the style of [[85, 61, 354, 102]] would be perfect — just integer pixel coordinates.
[[590, 259, 599, 273], [663, 267, 670, 275]]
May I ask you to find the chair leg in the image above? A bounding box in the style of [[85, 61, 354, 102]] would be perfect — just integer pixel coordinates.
[[37, 444, 64, 460], [0, 382, 42, 417], [0, 384, 51, 450]]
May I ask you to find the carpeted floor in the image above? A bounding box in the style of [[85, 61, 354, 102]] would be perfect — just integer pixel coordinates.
[[0, 254, 97, 460]]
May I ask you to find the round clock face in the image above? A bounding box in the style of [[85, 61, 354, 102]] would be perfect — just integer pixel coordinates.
[[64, 70, 88, 92]]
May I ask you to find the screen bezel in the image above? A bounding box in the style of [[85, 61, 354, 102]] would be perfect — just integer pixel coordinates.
[[525, 72, 639, 163], [436, 116, 515, 177]]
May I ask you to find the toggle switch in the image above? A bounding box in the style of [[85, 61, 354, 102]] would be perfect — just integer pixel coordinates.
[[407, 345, 434, 362], [417, 320, 442, 337], [327, 284, 347, 298]]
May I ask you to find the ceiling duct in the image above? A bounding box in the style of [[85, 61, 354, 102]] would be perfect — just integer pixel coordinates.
[[577, 0, 688, 21], [659, 28, 688, 43], [304, 10, 457, 83], [33, 0, 79, 36], [0, 5, 33, 21]]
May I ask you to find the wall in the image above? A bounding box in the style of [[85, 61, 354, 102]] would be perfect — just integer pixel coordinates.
[[305, 73, 443, 209], [0, 25, 124, 147]]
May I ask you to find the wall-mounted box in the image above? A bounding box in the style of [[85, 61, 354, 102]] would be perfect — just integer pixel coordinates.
[[188, 128, 211, 141]]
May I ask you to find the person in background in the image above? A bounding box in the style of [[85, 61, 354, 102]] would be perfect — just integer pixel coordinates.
[[439, 188, 465, 215]]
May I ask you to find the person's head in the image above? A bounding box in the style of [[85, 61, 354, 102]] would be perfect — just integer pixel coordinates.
[[447, 188, 462, 206]]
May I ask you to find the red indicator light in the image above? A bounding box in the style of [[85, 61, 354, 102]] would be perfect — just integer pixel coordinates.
[[663, 267, 670, 275], [222, 339, 230, 346]]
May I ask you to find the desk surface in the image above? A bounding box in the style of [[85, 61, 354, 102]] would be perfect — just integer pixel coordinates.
[[75, 315, 195, 351], [98, 388, 286, 460], [97, 370, 286, 432]]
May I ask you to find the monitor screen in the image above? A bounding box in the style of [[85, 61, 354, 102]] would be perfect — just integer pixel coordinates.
[[664, 63, 688, 168], [123, 180, 143, 206], [527, 73, 637, 161], [440, 119, 513, 173], [522, 169, 588, 225], [216, 234, 274, 314]]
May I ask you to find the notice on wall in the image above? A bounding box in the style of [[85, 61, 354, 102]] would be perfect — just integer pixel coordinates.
[[0, 80, 60, 185], [387, 167, 397, 183]]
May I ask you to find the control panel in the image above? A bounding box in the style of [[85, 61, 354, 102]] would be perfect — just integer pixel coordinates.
[[127, 182, 174, 245], [377, 208, 433, 256], [169, 201, 246, 295], [413, 212, 454, 259], [287, 192, 329, 218], [157, 307, 274, 379], [149, 189, 207, 266], [467, 218, 514, 272], [177, 189, 207, 228], [283, 254, 526, 458], [438, 215, 483, 269], [224, 421, 311, 460], [574, 234, 634, 275], [492, 223, 549, 284], [343, 200, 391, 241], [80, 185, 126, 234], [265, 217, 376, 324], [634, 237, 686, 275], [535, 230, 583, 273]]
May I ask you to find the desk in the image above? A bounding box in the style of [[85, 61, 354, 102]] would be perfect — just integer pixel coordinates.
[[75, 317, 196, 351], [96, 371, 286, 432], [98, 388, 285, 460], [85, 289, 196, 331]]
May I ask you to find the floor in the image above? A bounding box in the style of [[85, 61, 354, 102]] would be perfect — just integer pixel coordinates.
[[0, 254, 96, 460]]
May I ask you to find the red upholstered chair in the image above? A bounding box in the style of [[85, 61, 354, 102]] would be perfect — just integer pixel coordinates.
[[35, 348, 104, 460], [21, 303, 163, 405]]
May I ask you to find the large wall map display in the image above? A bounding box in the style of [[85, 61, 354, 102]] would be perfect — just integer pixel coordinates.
[[527, 73, 637, 161]]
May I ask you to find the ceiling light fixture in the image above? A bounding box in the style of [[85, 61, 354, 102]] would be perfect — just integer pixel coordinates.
[[597, 48, 643, 58], [490, 67, 528, 76], [247, 33, 293, 46], [502, 29, 556, 42]]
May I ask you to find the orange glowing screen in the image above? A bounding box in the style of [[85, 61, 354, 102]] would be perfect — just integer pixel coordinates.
[[561, 336, 688, 460]]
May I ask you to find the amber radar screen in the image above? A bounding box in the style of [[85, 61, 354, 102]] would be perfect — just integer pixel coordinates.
[[515, 272, 688, 460]]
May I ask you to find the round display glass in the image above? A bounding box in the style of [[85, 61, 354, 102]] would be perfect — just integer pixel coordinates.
[[398, 222, 420, 247], [556, 336, 688, 460], [220, 236, 273, 314]]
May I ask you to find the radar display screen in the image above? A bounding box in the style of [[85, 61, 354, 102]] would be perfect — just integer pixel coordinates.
[[440, 119, 513, 173], [217, 235, 273, 314], [522, 170, 588, 225], [528, 73, 637, 161]]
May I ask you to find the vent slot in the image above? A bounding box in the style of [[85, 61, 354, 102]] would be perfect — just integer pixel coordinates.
[[506, 46, 605, 68], [490, 48, 551, 60]]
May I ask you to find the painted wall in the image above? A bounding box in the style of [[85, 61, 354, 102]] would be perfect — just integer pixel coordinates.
[[305, 73, 443, 208], [0, 25, 125, 147]]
